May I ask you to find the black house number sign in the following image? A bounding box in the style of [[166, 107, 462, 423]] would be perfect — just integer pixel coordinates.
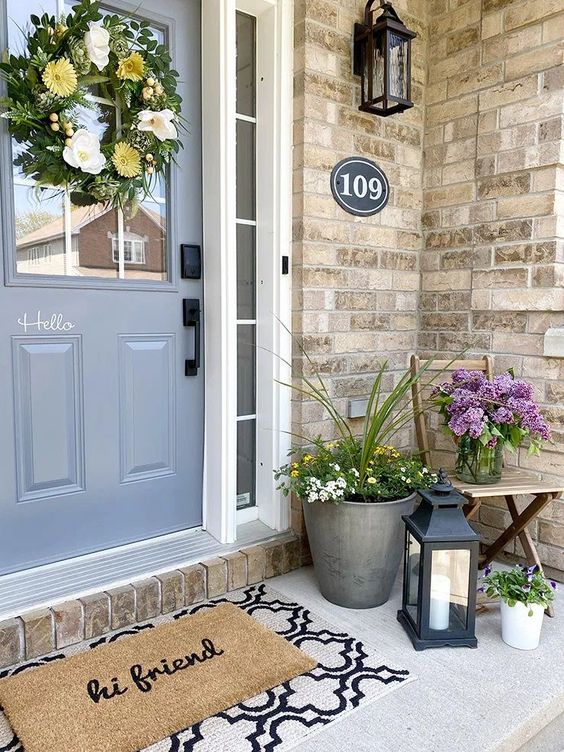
[[330, 157, 390, 216]]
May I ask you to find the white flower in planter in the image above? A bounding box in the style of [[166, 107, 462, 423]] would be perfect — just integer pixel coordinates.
[[63, 129, 106, 174], [137, 109, 177, 141], [84, 21, 110, 71]]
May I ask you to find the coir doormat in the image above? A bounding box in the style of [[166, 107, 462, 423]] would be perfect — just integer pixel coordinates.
[[0, 584, 416, 752], [0, 601, 316, 752]]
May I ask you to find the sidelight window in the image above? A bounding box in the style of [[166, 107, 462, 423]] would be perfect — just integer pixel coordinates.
[[235, 11, 257, 516]]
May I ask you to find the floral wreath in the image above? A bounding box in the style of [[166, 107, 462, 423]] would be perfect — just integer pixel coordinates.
[[0, 0, 182, 208]]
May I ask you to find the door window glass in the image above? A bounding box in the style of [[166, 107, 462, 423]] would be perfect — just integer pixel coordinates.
[[236, 12, 256, 511], [5, 0, 169, 281]]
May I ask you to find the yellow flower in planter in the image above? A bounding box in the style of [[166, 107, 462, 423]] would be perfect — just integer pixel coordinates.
[[112, 142, 141, 177], [116, 51, 144, 81], [42, 58, 78, 97]]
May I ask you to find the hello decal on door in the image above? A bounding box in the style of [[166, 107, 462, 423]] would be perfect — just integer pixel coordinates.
[[17, 311, 76, 333]]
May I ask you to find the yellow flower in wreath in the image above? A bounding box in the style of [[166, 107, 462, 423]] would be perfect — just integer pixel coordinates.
[[116, 51, 145, 81], [42, 58, 78, 97], [112, 142, 141, 177]]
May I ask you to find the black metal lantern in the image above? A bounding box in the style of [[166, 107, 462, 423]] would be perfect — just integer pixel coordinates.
[[353, 1, 416, 117], [397, 470, 480, 650]]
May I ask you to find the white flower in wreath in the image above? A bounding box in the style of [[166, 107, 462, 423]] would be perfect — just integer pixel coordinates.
[[84, 21, 110, 71], [137, 109, 177, 141], [63, 129, 106, 174]]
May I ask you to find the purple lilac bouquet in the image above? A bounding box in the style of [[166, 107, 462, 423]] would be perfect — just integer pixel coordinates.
[[433, 368, 551, 455]]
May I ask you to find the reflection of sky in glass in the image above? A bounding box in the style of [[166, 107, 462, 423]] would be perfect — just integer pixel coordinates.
[[7, 0, 56, 52], [13, 185, 63, 240], [141, 199, 166, 229], [11, 141, 27, 180], [73, 103, 116, 144]]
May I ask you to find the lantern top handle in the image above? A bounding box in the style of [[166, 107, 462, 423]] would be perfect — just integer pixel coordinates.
[[433, 468, 454, 496], [363, 0, 404, 26]]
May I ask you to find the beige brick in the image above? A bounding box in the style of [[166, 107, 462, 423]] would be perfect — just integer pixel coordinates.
[[181, 564, 207, 605], [500, 92, 563, 128], [505, 0, 564, 31], [425, 184, 475, 208], [134, 578, 161, 622], [448, 64, 503, 97], [262, 540, 289, 578], [81, 593, 110, 639], [497, 194, 554, 219], [474, 219, 532, 243], [107, 585, 136, 630], [479, 75, 538, 110], [483, 25, 542, 62], [156, 570, 184, 614], [494, 241, 557, 265], [490, 288, 564, 311], [426, 95, 477, 126], [506, 43, 564, 80], [0, 619, 24, 669], [478, 172, 530, 199], [422, 270, 472, 291], [52, 600, 83, 649], [202, 558, 228, 598], [241, 545, 267, 584], [22, 609, 54, 659], [481, 10, 503, 38], [222, 552, 248, 591]]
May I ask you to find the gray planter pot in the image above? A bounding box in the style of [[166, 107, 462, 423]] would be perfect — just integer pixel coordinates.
[[302, 493, 416, 609]]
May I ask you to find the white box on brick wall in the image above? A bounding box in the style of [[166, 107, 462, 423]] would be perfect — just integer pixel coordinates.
[[544, 328, 564, 358]]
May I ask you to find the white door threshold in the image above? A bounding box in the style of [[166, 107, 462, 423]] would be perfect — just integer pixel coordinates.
[[0, 520, 284, 620]]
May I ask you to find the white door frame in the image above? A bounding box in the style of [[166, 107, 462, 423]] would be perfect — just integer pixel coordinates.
[[201, 0, 293, 543]]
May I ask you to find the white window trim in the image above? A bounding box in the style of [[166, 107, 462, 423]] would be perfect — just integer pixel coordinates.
[[111, 235, 146, 265], [201, 0, 293, 543]]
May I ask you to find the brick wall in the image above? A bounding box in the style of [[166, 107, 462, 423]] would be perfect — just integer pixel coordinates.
[[420, 0, 564, 574], [291, 0, 563, 575], [291, 0, 428, 542]]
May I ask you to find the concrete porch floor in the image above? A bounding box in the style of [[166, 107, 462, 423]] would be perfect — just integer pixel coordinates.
[[269, 566, 564, 752]]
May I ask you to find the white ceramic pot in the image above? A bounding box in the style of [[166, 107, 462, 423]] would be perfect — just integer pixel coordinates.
[[500, 600, 544, 650]]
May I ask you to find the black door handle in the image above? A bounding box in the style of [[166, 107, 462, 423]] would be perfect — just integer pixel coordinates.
[[183, 298, 201, 376]]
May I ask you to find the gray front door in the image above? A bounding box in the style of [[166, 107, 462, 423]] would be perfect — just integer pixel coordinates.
[[0, 0, 203, 574]]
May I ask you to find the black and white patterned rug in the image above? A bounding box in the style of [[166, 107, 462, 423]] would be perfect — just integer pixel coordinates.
[[0, 584, 415, 752]]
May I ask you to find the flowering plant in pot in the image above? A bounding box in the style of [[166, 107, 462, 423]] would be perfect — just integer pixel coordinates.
[[275, 359, 436, 609], [432, 369, 551, 485], [480, 564, 557, 650]]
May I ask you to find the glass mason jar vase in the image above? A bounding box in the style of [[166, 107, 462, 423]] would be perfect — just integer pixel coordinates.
[[455, 436, 503, 485]]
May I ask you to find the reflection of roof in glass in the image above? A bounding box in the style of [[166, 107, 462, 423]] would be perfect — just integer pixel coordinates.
[[16, 203, 165, 249]]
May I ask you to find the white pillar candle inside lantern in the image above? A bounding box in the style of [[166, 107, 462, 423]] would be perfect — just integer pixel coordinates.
[[430, 573, 451, 630]]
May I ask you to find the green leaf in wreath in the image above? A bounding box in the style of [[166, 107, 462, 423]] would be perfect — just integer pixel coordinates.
[[69, 190, 99, 206], [78, 75, 110, 85]]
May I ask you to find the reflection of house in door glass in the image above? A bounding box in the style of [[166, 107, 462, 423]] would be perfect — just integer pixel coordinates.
[[15, 201, 167, 281]]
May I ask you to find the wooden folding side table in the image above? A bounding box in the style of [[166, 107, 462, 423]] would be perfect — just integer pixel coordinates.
[[455, 469, 563, 617]]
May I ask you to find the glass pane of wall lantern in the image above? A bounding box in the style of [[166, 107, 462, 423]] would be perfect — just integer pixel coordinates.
[[397, 470, 480, 650], [353, 1, 416, 117]]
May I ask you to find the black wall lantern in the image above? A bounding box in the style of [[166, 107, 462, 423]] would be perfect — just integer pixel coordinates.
[[397, 470, 480, 650], [353, 1, 416, 117]]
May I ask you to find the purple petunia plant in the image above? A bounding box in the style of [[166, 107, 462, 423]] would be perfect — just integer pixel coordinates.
[[432, 368, 551, 455], [479, 563, 557, 616]]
